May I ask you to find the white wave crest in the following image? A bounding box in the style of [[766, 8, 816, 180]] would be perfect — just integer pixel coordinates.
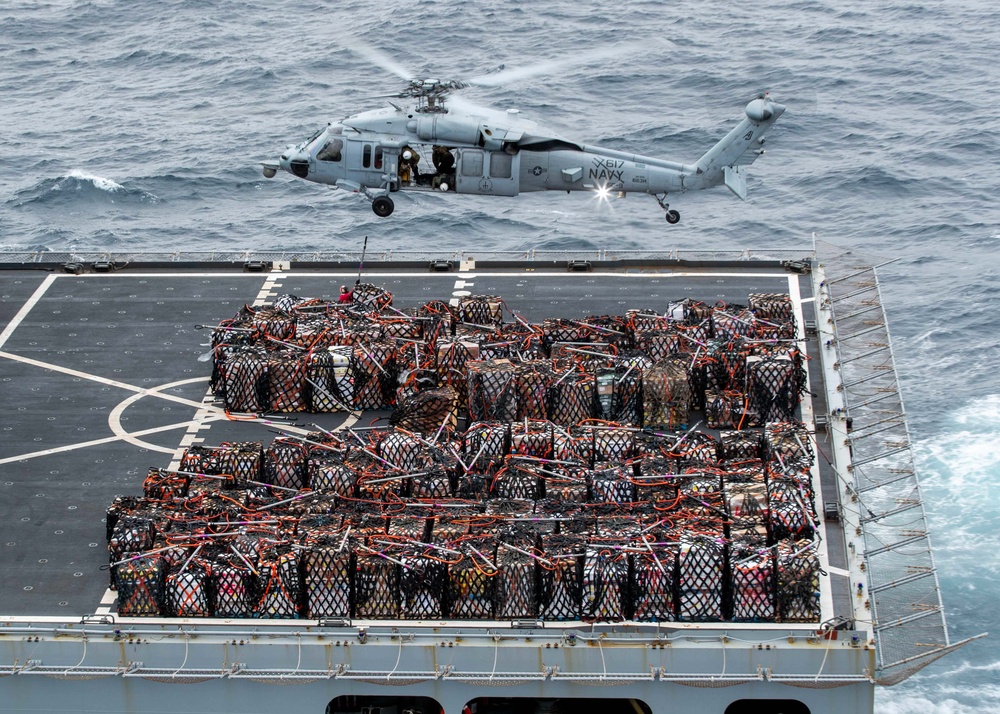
[[62, 169, 125, 192], [915, 393, 1000, 491], [910, 393, 1000, 574], [877, 692, 1000, 714]]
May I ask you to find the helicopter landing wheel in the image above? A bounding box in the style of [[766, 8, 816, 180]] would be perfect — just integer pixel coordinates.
[[665, 209, 680, 224], [372, 196, 394, 217]]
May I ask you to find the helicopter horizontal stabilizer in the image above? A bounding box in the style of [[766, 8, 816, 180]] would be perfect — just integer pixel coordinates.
[[723, 166, 747, 201]]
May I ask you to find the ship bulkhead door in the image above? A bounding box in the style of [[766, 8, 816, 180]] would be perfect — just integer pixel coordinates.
[[455, 150, 520, 197]]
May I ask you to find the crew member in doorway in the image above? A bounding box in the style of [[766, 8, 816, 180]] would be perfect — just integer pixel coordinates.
[[399, 146, 421, 184], [432, 145, 455, 190], [432, 145, 455, 173]]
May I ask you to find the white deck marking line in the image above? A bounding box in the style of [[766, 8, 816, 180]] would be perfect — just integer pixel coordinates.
[[253, 266, 284, 307], [108, 376, 214, 453], [99, 589, 116, 606], [0, 350, 229, 414], [72, 269, 793, 280], [788, 273, 836, 622], [451, 271, 476, 307], [827, 566, 850, 578], [267, 270, 792, 279], [0, 416, 227, 465], [0, 274, 57, 350]]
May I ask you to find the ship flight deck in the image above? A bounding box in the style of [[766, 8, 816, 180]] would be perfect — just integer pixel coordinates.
[[0, 249, 976, 714]]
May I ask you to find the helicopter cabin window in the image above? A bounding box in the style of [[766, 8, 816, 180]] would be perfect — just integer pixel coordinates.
[[462, 150, 484, 177], [489, 152, 512, 179], [363, 144, 372, 168], [374, 146, 383, 169], [317, 138, 343, 162]]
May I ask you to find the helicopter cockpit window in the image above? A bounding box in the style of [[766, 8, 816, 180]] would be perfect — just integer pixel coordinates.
[[490, 152, 512, 179], [462, 151, 484, 177], [317, 138, 343, 162]]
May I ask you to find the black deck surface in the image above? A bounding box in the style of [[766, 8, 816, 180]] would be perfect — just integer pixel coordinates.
[[0, 263, 846, 618]]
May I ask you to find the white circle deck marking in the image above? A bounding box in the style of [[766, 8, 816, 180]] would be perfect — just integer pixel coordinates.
[[108, 376, 217, 453]]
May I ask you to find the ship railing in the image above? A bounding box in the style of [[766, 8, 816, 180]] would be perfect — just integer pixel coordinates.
[[814, 238, 985, 685], [0, 247, 812, 266]]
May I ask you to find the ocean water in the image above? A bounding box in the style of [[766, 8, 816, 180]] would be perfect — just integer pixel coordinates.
[[2, 0, 999, 710]]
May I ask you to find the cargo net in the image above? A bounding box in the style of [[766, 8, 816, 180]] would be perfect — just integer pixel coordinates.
[[210, 289, 804, 427], [582, 543, 629, 621], [447, 537, 498, 619], [467, 359, 519, 422], [302, 543, 352, 618], [114, 556, 167, 616], [747, 351, 807, 423], [627, 543, 674, 622], [352, 283, 394, 311], [729, 542, 776, 622], [748, 293, 797, 338], [112, 287, 826, 622], [537, 534, 585, 620], [776, 539, 821, 622], [677, 536, 725, 621], [400, 550, 449, 619], [643, 357, 692, 430], [457, 295, 504, 329], [307, 347, 354, 412], [491, 538, 536, 618], [106, 425, 820, 623]]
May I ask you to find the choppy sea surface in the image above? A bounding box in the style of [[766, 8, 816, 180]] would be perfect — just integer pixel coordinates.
[[3, 1, 999, 710]]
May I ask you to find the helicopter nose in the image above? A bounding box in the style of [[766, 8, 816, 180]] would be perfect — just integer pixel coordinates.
[[281, 150, 309, 178]]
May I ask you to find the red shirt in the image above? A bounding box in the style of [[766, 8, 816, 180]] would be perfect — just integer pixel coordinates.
[[338, 290, 352, 303]]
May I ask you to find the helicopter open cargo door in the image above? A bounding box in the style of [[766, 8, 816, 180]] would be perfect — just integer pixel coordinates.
[[456, 149, 520, 197]]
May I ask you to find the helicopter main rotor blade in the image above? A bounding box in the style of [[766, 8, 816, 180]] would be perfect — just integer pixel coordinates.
[[444, 94, 508, 118], [343, 39, 415, 82], [464, 43, 636, 88]]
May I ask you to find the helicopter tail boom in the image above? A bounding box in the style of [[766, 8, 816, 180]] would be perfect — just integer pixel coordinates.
[[693, 94, 785, 199]]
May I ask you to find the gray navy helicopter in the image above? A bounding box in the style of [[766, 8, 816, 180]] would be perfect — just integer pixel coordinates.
[[262, 49, 785, 221]]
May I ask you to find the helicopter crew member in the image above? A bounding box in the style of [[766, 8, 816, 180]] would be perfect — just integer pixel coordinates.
[[432, 145, 455, 190], [399, 146, 421, 184], [432, 145, 455, 173]]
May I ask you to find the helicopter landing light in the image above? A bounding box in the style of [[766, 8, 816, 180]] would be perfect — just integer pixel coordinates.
[[594, 184, 613, 203]]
